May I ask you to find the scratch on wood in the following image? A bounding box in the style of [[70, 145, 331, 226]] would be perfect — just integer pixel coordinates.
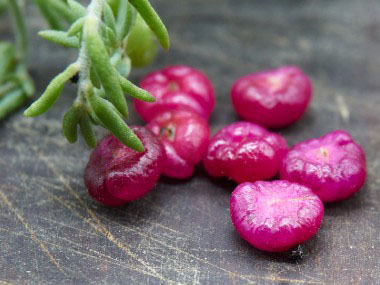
[[0, 280, 16, 285], [38, 186, 171, 281], [38, 216, 99, 237], [42, 238, 157, 277], [254, 275, 323, 284], [107, 215, 324, 284], [32, 146, 172, 283], [0, 190, 65, 275]]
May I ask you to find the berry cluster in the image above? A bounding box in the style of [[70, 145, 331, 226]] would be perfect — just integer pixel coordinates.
[[85, 65, 366, 253]]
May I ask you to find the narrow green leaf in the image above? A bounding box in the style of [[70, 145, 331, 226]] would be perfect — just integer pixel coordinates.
[[94, 88, 107, 99], [116, 0, 136, 41], [129, 0, 170, 50], [38, 30, 79, 48], [24, 63, 79, 117], [87, 104, 103, 126], [0, 88, 26, 120], [79, 113, 97, 148], [90, 66, 101, 89], [103, 3, 116, 34], [85, 18, 128, 117], [67, 17, 85, 37], [18, 71, 35, 97], [88, 94, 144, 152], [33, 0, 64, 30], [0, 81, 18, 98], [107, 0, 120, 16], [106, 26, 118, 47], [67, 0, 86, 19], [118, 74, 155, 102], [62, 105, 80, 143], [0, 0, 8, 14], [47, 0, 77, 23], [0, 42, 16, 79]]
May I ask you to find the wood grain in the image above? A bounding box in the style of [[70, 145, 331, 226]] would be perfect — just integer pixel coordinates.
[[0, 0, 379, 283]]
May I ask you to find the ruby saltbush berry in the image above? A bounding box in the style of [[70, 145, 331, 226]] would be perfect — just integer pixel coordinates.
[[147, 109, 210, 179], [280, 130, 366, 203], [204, 122, 288, 183], [84, 126, 166, 206], [231, 66, 312, 128], [230, 180, 324, 252], [135, 65, 215, 122]]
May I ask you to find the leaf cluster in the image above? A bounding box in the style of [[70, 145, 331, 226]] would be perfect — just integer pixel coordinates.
[[23, 0, 169, 151]]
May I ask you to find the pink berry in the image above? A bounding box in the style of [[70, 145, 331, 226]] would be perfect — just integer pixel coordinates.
[[134, 65, 215, 122], [279, 130, 366, 203], [84, 126, 166, 206], [147, 109, 210, 179], [231, 66, 312, 128], [230, 180, 324, 252], [204, 122, 288, 183]]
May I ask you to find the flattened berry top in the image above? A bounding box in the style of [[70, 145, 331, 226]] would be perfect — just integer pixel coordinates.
[[204, 122, 288, 183], [135, 65, 215, 121], [231, 66, 312, 128], [280, 130, 366, 202], [230, 180, 324, 252]]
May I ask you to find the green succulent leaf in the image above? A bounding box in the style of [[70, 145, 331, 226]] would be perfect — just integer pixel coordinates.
[[67, 17, 85, 37], [47, 0, 78, 23], [118, 74, 155, 102], [106, 26, 118, 48], [79, 112, 97, 148], [24, 63, 79, 117], [0, 0, 8, 14], [116, 0, 136, 42], [0, 42, 16, 79], [129, 0, 170, 50], [67, 0, 86, 19], [62, 105, 81, 143], [0, 88, 27, 120], [38, 30, 80, 48], [88, 93, 144, 152], [33, 0, 64, 30], [103, 2, 116, 34], [90, 66, 101, 89], [85, 17, 129, 118]]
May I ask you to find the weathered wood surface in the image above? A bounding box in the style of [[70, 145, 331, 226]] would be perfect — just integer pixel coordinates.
[[1, 0, 379, 284]]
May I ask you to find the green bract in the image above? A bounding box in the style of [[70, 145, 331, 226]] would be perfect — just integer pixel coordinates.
[[21, 0, 170, 151]]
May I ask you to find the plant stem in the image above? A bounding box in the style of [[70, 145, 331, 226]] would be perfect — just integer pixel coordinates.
[[78, 0, 105, 102], [8, 0, 28, 65]]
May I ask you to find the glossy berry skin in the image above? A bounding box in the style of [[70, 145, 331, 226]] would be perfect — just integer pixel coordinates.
[[204, 122, 288, 183], [231, 66, 312, 128], [84, 126, 166, 206], [230, 180, 324, 252], [134, 65, 215, 122], [279, 130, 366, 203], [147, 110, 210, 179]]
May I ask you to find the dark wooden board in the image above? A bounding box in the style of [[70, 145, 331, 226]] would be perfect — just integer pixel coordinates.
[[1, 0, 379, 284]]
